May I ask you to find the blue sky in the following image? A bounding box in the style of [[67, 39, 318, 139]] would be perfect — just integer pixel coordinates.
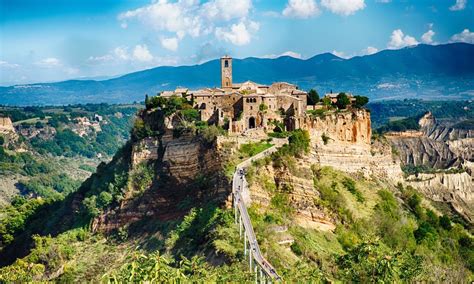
[[0, 0, 473, 86]]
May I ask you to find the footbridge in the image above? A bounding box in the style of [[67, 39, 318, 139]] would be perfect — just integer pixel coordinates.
[[232, 142, 286, 282]]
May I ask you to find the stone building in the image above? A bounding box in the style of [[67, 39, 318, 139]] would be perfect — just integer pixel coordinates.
[[161, 56, 308, 134]]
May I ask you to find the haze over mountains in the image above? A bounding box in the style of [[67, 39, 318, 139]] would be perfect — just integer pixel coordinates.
[[1, 43, 473, 106]]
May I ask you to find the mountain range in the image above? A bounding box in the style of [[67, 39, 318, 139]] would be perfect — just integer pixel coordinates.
[[1, 43, 473, 106]]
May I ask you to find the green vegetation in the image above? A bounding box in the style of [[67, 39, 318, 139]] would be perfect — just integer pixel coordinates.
[[239, 141, 272, 157], [307, 89, 320, 105], [368, 99, 473, 128], [377, 114, 423, 133], [402, 164, 466, 176], [452, 119, 474, 130], [335, 93, 350, 109], [307, 109, 327, 119], [353, 95, 369, 108]]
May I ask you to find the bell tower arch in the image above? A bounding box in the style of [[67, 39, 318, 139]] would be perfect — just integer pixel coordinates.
[[221, 55, 232, 90]]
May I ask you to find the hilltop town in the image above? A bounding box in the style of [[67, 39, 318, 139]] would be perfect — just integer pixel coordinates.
[[151, 56, 367, 137]]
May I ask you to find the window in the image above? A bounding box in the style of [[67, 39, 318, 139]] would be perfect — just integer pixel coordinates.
[[224, 60, 228, 67]]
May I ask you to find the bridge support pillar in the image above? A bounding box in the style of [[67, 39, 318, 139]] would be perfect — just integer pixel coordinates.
[[239, 215, 242, 239], [244, 233, 247, 256], [249, 249, 252, 271]]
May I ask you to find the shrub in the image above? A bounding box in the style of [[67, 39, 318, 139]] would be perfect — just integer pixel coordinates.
[[353, 95, 369, 108], [199, 125, 224, 145], [307, 89, 319, 105], [321, 133, 330, 145], [342, 177, 364, 202], [439, 215, 452, 231], [290, 242, 303, 256], [335, 93, 350, 109]]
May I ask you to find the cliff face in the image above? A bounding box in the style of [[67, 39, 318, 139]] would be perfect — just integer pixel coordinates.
[[406, 171, 473, 222], [301, 109, 402, 181], [387, 112, 474, 222], [93, 130, 229, 232], [389, 137, 463, 168], [0, 117, 14, 134]]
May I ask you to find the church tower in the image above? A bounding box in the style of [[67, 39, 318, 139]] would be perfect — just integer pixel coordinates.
[[221, 55, 232, 90]]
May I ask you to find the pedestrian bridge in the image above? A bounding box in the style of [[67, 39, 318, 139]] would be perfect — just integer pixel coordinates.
[[232, 144, 284, 282]]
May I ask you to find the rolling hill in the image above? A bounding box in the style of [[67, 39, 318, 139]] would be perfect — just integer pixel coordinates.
[[1, 43, 473, 106]]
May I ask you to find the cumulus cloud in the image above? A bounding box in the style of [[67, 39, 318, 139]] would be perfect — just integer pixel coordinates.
[[421, 29, 435, 44], [35, 57, 62, 68], [362, 46, 378, 55], [321, 0, 366, 16], [118, 0, 257, 47], [215, 20, 259, 46], [450, 29, 474, 43], [282, 0, 320, 18], [387, 29, 418, 49], [449, 0, 467, 11], [114, 47, 130, 60], [202, 0, 252, 21], [161, 37, 179, 51], [133, 44, 154, 62]]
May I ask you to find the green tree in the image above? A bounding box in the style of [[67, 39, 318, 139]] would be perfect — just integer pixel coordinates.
[[307, 89, 319, 105], [353, 95, 369, 108], [336, 93, 350, 109], [322, 97, 332, 107]]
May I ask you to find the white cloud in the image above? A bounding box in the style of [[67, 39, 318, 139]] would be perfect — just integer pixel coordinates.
[[281, 51, 302, 58], [321, 0, 366, 16], [0, 60, 20, 68], [332, 50, 349, 59], [87, 54, 115, 62], [449, 0, 467, 11], [161, 37, 179, 51], [114, 47, 130, 60], [376, 0, 391, 3], [387, 29, 419, 49], [362, 46, 378, 55], [35, 57, 62, 68], [133, 44, 154, 62], [450, 29, 474, 43], [118, 0, 257, 47], [88, 45, 155, 64], [262, 51, 303, 59], [282, 0, 320, 18], [202, 0, 252, 21], [421, 29, 435, 44], [215, 20, 259, 46]]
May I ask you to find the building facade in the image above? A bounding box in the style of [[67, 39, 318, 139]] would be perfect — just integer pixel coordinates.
[[162, 56, 308, 134]]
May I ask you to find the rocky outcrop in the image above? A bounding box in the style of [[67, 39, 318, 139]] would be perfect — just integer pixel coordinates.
[[0, 117, 15, 134], [389, 136, 463, 169], [387, 112, 474, 222], [301, 109, 403, 180], [249, 161, 336, 231], [406, 171, 473, 223], [94, 131, 229, 232]]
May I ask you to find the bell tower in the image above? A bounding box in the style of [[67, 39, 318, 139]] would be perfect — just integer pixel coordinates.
[[221, 55, 232, 90]]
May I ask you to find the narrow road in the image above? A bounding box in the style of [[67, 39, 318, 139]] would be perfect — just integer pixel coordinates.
[[232, 144, 284, 281]]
